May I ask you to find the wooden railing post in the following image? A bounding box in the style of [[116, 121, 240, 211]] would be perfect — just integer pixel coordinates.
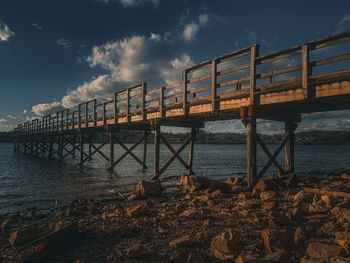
[[93, 99, 97, 127], [85, 102, 88, 127], [66, 110, 69, 130], [103, 102, 106, 125], [126, 88, 130, 122], [142, 82, 146, 121], [182, 69, 188, 114], [211, 59, 217, 111], [302, 44, 310, 98], [78, 104, 81, 129], [250, 44, 259, 106], [160, 86, 165, 118], [113, 92, 117, 122]]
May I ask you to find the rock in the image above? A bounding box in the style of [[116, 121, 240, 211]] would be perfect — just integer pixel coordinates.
[[203, 218, 213, 227], [180, 175, 230, 193], [125, 245, 145, 258], [264, 252, 287, 262], [128, 192, 141, 200], [186, 249, 205, 263], [260, 191, 276, 201], [125, 204, 149, 217], [335, 232, 350, 254], [239, 210, 249, 217], [235, 252, 260, 263], [320, 222, 337, 236], [136, 180, 162, 197], [286, 173, 299, 188], [254, 179, 275, 192], [210, 229, 240, 260], [226, 177, 243, 186], [262, 229, 294, 253], [292, 206, 307, 222], [330, 257, 350, 263], [238, 193, 248, 199], [1, 218, 10, 229], [169, 235, 194, 249], [262, 201, 277, 210], [321, 195, 333, 207], [179, 209, 200, 219], [341, 173, 350, 180], [341, 208, 350, 221], [170, 248, 190, 263], [268, 210, 292, 227], [55, 221, 63, 231], [294, 226, 306, 245], [337, 199, 350, 209], [293, 190, 306, 206], [9, 227, 41, 246], [300, 258, 325, 263], [306, 242, 342, 261]]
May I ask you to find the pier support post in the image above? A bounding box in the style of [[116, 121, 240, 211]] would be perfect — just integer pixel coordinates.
[[79, 133, 84, 164], [187, 128, 196, 175], [142, 131, 149, 171], [246, 116, 257, 188], [88, 134, 92, 161], [153, 125, 160, 178], [285, 120, 296, 174], [109, 132, 114, 170]]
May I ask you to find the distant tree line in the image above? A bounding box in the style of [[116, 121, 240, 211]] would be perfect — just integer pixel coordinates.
[[2, 130, 350, 145]]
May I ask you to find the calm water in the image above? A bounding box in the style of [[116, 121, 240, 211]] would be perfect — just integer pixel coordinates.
[[0, 142, 349, 215]]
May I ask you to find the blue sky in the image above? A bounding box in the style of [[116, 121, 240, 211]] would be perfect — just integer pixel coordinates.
[[0, 0, 350, 133]]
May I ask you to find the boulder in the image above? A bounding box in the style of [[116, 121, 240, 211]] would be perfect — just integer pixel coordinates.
[[286, 173, 299, 188], [254, 179, 275, 192], [125, 245, 146, 258], [262, 201, 277, 210], [293, 190, 306, 206], [260, 191, 276, 201], [262, 229, 294, 253], [9, 227, 41, 246], [335, 232, 350, 254], [235, 252, 260, 263], [268, 210, 292, 227], [306, 242, 342, 261], [136, 180, 162, 197], [210, 229, 240, 260], [330, 257, 350, 263], [125, 204, 149, 217], [180, 175, 230, 193], [169, 235, 194, 249], [341, 208, 350, 221]]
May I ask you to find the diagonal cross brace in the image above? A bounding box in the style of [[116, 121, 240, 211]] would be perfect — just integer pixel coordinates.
[[81, 139, 109, 164], [107, 134, 146, 171], [153, 130, 197, 180], [249, 122, 297, 190]]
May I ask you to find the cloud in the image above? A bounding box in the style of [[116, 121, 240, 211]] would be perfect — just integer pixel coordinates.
[[32, 22, 43, 30], [182, 13, 222, 42], [23, 109, 27, 114], [57, 37, 72, 48], [62, 32, 195, 107], [7, 115, 16, 119], [32, 101, 64, 116], [0, 20, 15, 41], [335, 14, 350, 33], [0, 118, 7, 123], [95, 0, 160, 7]]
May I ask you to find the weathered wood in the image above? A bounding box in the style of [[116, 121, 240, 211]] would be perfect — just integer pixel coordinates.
[[142, 131, 149, 170], [187, 128, 196, 175], [211, 59, 217, 111], [153, 125, 160, 178], [183, 69, 188, 114], [302, 44, 309, 98], [109, 132, 114, 169], [285, 120, 296, 174], [304, 188, 350, 198], [246, 116, 257, 188], [250, 45, 259, 106]]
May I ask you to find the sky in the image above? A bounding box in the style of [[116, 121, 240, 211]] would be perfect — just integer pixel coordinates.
[[0, 0, 350, 133]]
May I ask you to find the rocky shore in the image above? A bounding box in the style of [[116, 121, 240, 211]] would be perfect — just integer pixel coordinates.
[[0, 169, 350, 263]]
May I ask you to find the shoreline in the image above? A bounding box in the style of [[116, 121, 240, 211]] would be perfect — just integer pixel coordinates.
[[0, 170, 349, 262]]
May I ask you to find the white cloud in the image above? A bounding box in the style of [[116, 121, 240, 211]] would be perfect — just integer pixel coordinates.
[[62, 32, 195, 107], [335, 15, 350, 33], [32, 101, 64, 116], [23, 109, 27, 114], [182, 13, 212, 41], [57, 37, 72, 48], [96, 0, 160, 7], [32, 22, 43, 30], [0, 118, 7, 123], [0, 20, 15, 41], [7, 115, 16, 119]]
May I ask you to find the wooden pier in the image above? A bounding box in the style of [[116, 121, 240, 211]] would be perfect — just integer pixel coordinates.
[[13, 31, 350, 189]]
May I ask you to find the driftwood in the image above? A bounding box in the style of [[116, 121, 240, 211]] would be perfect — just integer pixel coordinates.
[[303, 187, 350, 199], [18, 222, 78, 263]]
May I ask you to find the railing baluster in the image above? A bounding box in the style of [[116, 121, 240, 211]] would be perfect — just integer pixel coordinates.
[[250, 44, 259, 106], [182, 69, 188, 114], [302, 44, 310, 99], [211, 59, 217, 111]]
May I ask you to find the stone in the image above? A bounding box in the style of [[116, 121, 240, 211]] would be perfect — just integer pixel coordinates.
[[226, 176, 243, 186], [306, 242, 342, 261], [341, 208, 350, 221], [262, 201, 277, 210], [335, 232, 350, 254], [254, 179, 275, 192], [337, 199, 350, 209], [292, 206, 307, 222], [9, 227, 41, 246], [330, 257, 350, 263], [286, 173, 299, 188], [128, 192, 141, 201], [169, 235, 194, 249], [179, 209, 200, 219], [321, 195, 333, 207], [262, 229, 294, 253], [235, 252, 260, 263], [136, 180, 162, 197], [239, 210, 249, 217], [238, 193, 248, 199], [293, 190, 306, 206], [186, 249, 205, 263], [268, 210, 292, 227], [210, 229, 240, 260], [125, 245, 145, 258], [125, 204, 148, 217], [260, 191, 276, 201], [341, 173, 350, 180], [203, 218, 213, 227], [180, 174, 230, 193], [1, 218, 10, 229], [264, 252, 287, 262], [170, 248, 190, 263]]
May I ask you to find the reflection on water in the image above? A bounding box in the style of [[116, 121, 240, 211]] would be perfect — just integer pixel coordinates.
[[0, 142, 349, 215]]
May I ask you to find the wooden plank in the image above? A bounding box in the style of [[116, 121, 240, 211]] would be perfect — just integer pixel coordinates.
[[302, 44, 310, 98], [285, 120, 295, 174], [310, 53, 350, 67], [187, 73, 211, 84], [217, 76, 250, 88], [250, 45, 258, 106], [217, 63, 250, 76], [147, 88, 160, 95], [246, 116, 257, 188], [160, 86, 165, 118], [257, 46, 302, 65], [142, 82, 146, 120], [257, 65, 302, 79], [211, 59, 217, 111], [165, 82, 182, 90], [183, 69, 188, 114]]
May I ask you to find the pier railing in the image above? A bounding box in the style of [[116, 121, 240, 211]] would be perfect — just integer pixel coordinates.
[[14, 30, 350, 135]]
